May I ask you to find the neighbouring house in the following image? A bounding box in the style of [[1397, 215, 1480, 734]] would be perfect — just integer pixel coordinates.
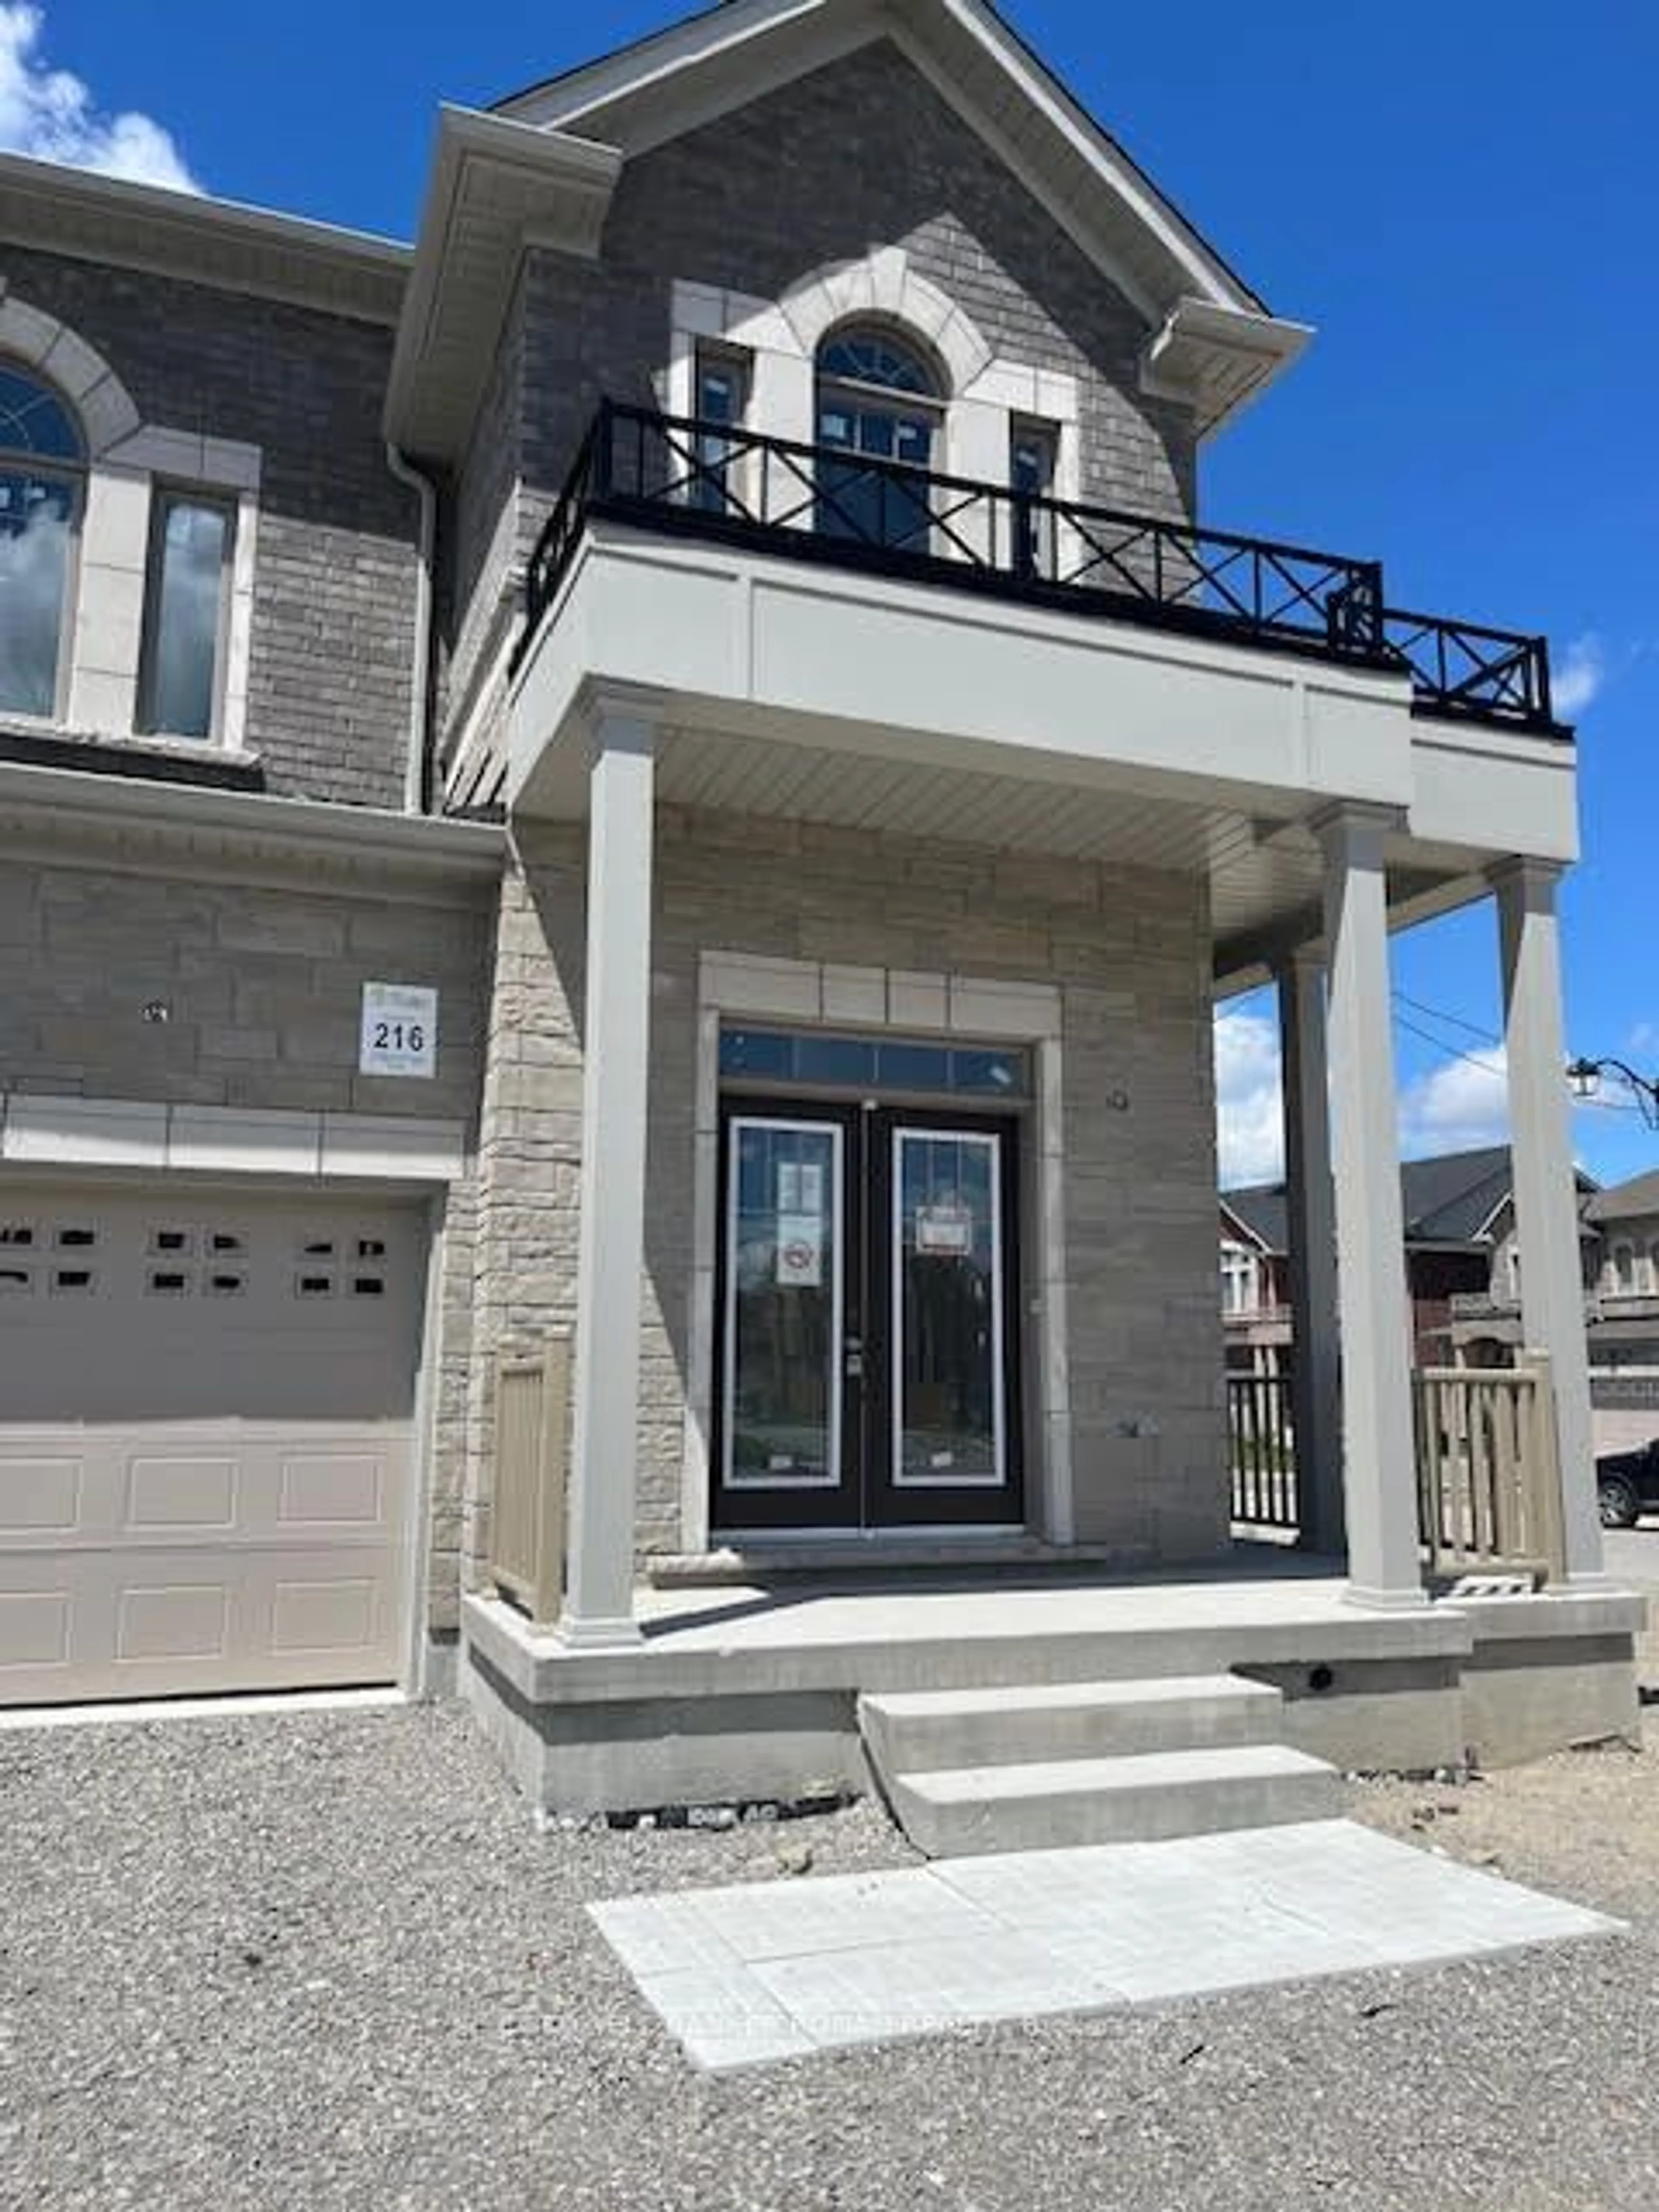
[[0, 0, 1640, 1821], [1582, 1171, 1659, 1459], [1221, 1147, 1602, 1375]]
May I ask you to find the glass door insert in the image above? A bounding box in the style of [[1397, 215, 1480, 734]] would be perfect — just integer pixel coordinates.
[[889, 1127, 1007, 1491], [715, 1113, 854, 1527]]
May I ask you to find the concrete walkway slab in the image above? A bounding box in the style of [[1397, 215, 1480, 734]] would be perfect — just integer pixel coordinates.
[[590, 1818, 1622, 2073]]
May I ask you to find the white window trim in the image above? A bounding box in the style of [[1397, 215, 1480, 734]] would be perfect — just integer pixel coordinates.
[[0, 293, 262, 754], [667, 251, 1082, 537], [681, 950, 1071, 1556]]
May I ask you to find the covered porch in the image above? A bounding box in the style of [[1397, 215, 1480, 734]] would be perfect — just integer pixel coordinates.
[[454, 406, 1632, 1811]]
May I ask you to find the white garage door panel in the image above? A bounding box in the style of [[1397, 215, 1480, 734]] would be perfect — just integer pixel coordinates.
[[0, 1188, 426, 1705]]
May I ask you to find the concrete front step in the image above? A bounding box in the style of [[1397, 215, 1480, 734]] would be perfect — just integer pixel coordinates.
[[885, 1743, 1346, 1858], [859, 1672, 1283, 1777]]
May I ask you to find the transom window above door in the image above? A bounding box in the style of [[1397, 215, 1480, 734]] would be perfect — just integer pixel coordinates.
[[720, 1025, 1030, 1100]]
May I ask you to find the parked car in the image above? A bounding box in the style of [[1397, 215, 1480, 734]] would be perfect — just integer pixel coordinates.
[[1596, 1440, 1659, 1528]]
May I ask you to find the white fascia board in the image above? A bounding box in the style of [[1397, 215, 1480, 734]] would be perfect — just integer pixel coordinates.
[[0, 758, 505, 882], [496, 0, 836, 125], [385, 107, 622, 458], [0, 149, 409, 324], [909, 0, 1263, 315], [1220, 1198, 1280, 1255]]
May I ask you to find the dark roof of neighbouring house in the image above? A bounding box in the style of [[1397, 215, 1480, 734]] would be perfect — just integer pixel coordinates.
[[1222, 1147, 1597, 1255], [1221, 1185, 1288, 1255], [1587, 1170, 1659, 1225]]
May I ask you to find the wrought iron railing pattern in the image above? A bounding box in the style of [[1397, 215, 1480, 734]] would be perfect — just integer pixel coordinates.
[[1381, 608, 1555, 732], [517, 401, 1566, 736]]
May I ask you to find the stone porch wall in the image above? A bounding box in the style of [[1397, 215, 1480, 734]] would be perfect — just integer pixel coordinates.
[[464, 806, 1227, 1583]]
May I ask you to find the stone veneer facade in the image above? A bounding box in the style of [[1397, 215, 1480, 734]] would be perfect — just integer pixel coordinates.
[[0, 849, 493, 1631], [462, 809, 1227, 1583], [442, 38, 1196, 786], [1, 25, 1234, 1655]]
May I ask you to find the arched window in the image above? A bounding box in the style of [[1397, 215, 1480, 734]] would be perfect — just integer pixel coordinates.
[[815, 325, 941, 551], [1612, 1241, 1636, 1294], [0, 360, 83, 718]]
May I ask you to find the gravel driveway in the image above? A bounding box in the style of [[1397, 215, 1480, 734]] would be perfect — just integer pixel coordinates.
[[4, 1698, 1657, 2212]]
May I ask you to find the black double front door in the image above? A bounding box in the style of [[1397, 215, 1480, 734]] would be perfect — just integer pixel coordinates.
[[712, 1099, 1022, 1532]]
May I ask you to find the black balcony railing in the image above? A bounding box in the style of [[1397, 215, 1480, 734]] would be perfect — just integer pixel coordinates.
[[1380, 607, 1554, 731], [517, 401, 1566, 736]]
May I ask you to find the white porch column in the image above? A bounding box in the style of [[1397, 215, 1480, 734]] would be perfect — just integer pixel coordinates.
[[1317, 806, 1425, 1608], [1495, 859, 1604, 1585], [558, 702, 658, 1650], [1276, 950, 1345, 1559]]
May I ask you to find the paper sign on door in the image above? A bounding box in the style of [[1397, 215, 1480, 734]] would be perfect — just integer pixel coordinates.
[[776, 1163, 825, 1214], [916, 1202, 973, 1256], [775, 1216, 823, 1288]]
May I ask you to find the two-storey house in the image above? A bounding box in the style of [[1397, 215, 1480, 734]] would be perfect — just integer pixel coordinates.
[[0, 0, 1639, 1816]]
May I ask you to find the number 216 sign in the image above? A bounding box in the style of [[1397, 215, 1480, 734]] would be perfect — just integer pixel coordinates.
[[360, 982, 439, 1079]]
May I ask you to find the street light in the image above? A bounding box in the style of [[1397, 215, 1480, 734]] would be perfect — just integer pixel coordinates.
[[1567, 1056, 1659, 1129]]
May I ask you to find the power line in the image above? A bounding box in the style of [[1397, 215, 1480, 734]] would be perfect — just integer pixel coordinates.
[[1391, 1011, 1644, 1116], [1393, 991, 1501, 1049], [1393, 1012, 1502, 1074]]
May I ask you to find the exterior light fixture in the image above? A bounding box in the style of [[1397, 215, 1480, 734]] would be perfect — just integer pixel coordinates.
[[1567, 1055, 1659, 1129]]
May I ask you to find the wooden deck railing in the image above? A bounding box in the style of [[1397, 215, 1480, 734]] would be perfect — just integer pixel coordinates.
[[1228, 1372, 1300, 1532], [487, 1338, 572, 1626], [1413, 1356, 1566, 1583]]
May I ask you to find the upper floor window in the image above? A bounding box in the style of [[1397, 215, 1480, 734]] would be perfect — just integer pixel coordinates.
[[693, 346, 747, 517], [1220, 1241, 1257, 1316], [816, 325, 940, 550], [137, 491, 235, 741], [0, 361, 83, 719], [1010, 419, 1058, 579], [1612, 1242, 1636, 1294]]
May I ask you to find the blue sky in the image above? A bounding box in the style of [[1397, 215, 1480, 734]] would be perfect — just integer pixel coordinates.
[[5, 0, 1656, 1187]]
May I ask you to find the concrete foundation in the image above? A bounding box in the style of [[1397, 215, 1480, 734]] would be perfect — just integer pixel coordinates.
[[460, 1568, 1646, 1815]]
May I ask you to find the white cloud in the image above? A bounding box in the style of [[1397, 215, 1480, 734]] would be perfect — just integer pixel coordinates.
[[1553, 632, 1606, 720], [0, 497, 71, 713], [1398, 1046, 1509, 1158], [0, 4, 198, 192], [1214, 1006, 1284, 1187]]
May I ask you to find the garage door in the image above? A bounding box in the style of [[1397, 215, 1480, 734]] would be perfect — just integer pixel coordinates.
[[0, 1185, 427, 1705]]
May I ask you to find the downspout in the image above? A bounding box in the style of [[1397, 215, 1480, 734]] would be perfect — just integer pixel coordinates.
[[386, 441, 438, 815]]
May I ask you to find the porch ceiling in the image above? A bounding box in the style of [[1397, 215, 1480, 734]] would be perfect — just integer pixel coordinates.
[[651, 721, 1474, 983]]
